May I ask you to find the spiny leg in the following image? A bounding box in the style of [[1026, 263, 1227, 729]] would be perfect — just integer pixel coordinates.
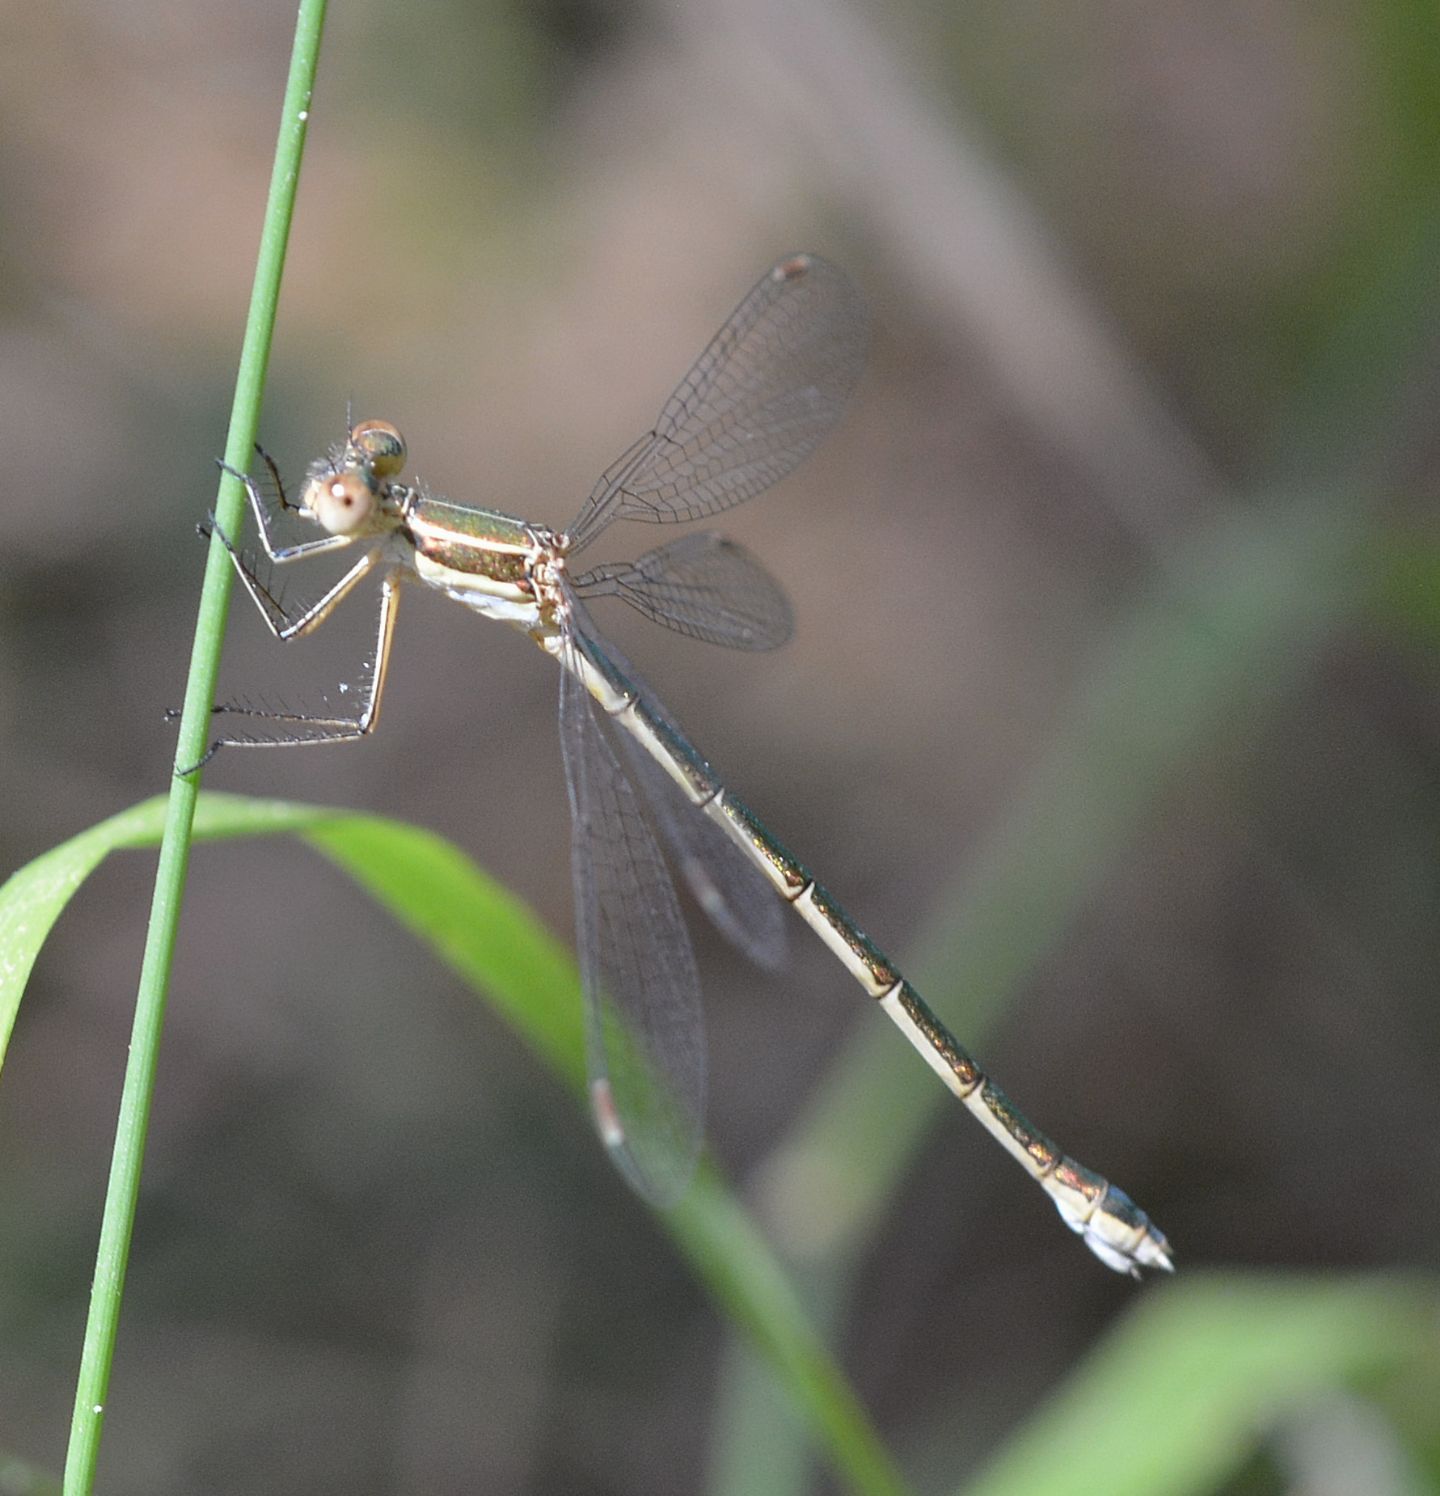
[[180, 569, 403, 772], [208, 510, 382, 640], [217, 449, 354, 565]]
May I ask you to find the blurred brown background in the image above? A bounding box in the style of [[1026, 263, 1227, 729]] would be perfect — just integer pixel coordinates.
[[1, 1, 1438, 1492]]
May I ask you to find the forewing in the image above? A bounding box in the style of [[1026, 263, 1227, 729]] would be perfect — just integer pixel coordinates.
[[565, 253, 867, 551], [618, 730, 788, 971], [571, 532, 794, 651], [558, 637, 706, 1206]]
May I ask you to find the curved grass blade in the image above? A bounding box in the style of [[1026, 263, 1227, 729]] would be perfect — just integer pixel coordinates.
[[0, 792, 911, 1496], [964, 1274, 1436, 1496]]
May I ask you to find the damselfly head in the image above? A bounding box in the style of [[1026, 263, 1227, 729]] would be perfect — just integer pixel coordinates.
[[299, 420, 407, 536], [348, 418, 407, 479], [301, 466, 380, 536]]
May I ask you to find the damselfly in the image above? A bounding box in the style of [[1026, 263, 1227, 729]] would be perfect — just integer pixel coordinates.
[[194, 254, 1171, 1276]]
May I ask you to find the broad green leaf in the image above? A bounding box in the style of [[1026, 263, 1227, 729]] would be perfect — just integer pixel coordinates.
[[0, 791, 910, 1496], [963, 1273, 1436, 1496]]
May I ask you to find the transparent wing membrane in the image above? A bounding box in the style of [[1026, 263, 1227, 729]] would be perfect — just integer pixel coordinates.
[[578, 618, 788, 969], [558, 636, 706, 1206], [564, 254, 868, 552], [618, 730, 787, 971], [571, 532, 794, 651]]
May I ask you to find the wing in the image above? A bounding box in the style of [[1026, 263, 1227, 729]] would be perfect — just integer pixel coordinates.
[[564, 253, 867, 553], [571, 610, 789, 969], [618, 729, 788, 972], [570, 532, 794, 651], [558, 634, 706, 1206]]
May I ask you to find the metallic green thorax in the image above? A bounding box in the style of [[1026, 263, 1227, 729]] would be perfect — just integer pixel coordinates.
[[406, 494, 536, 585]]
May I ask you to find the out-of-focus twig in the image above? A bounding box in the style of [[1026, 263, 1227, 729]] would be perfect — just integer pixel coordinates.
[[663, 0, 1226, 552]]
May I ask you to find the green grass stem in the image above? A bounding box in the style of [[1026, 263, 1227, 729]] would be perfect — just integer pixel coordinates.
[[60, 4, 327, 1489]]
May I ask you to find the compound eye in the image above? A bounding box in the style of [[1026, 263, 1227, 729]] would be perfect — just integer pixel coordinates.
[[304, 469, 376, 535], [349, 419, 406, 478]]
